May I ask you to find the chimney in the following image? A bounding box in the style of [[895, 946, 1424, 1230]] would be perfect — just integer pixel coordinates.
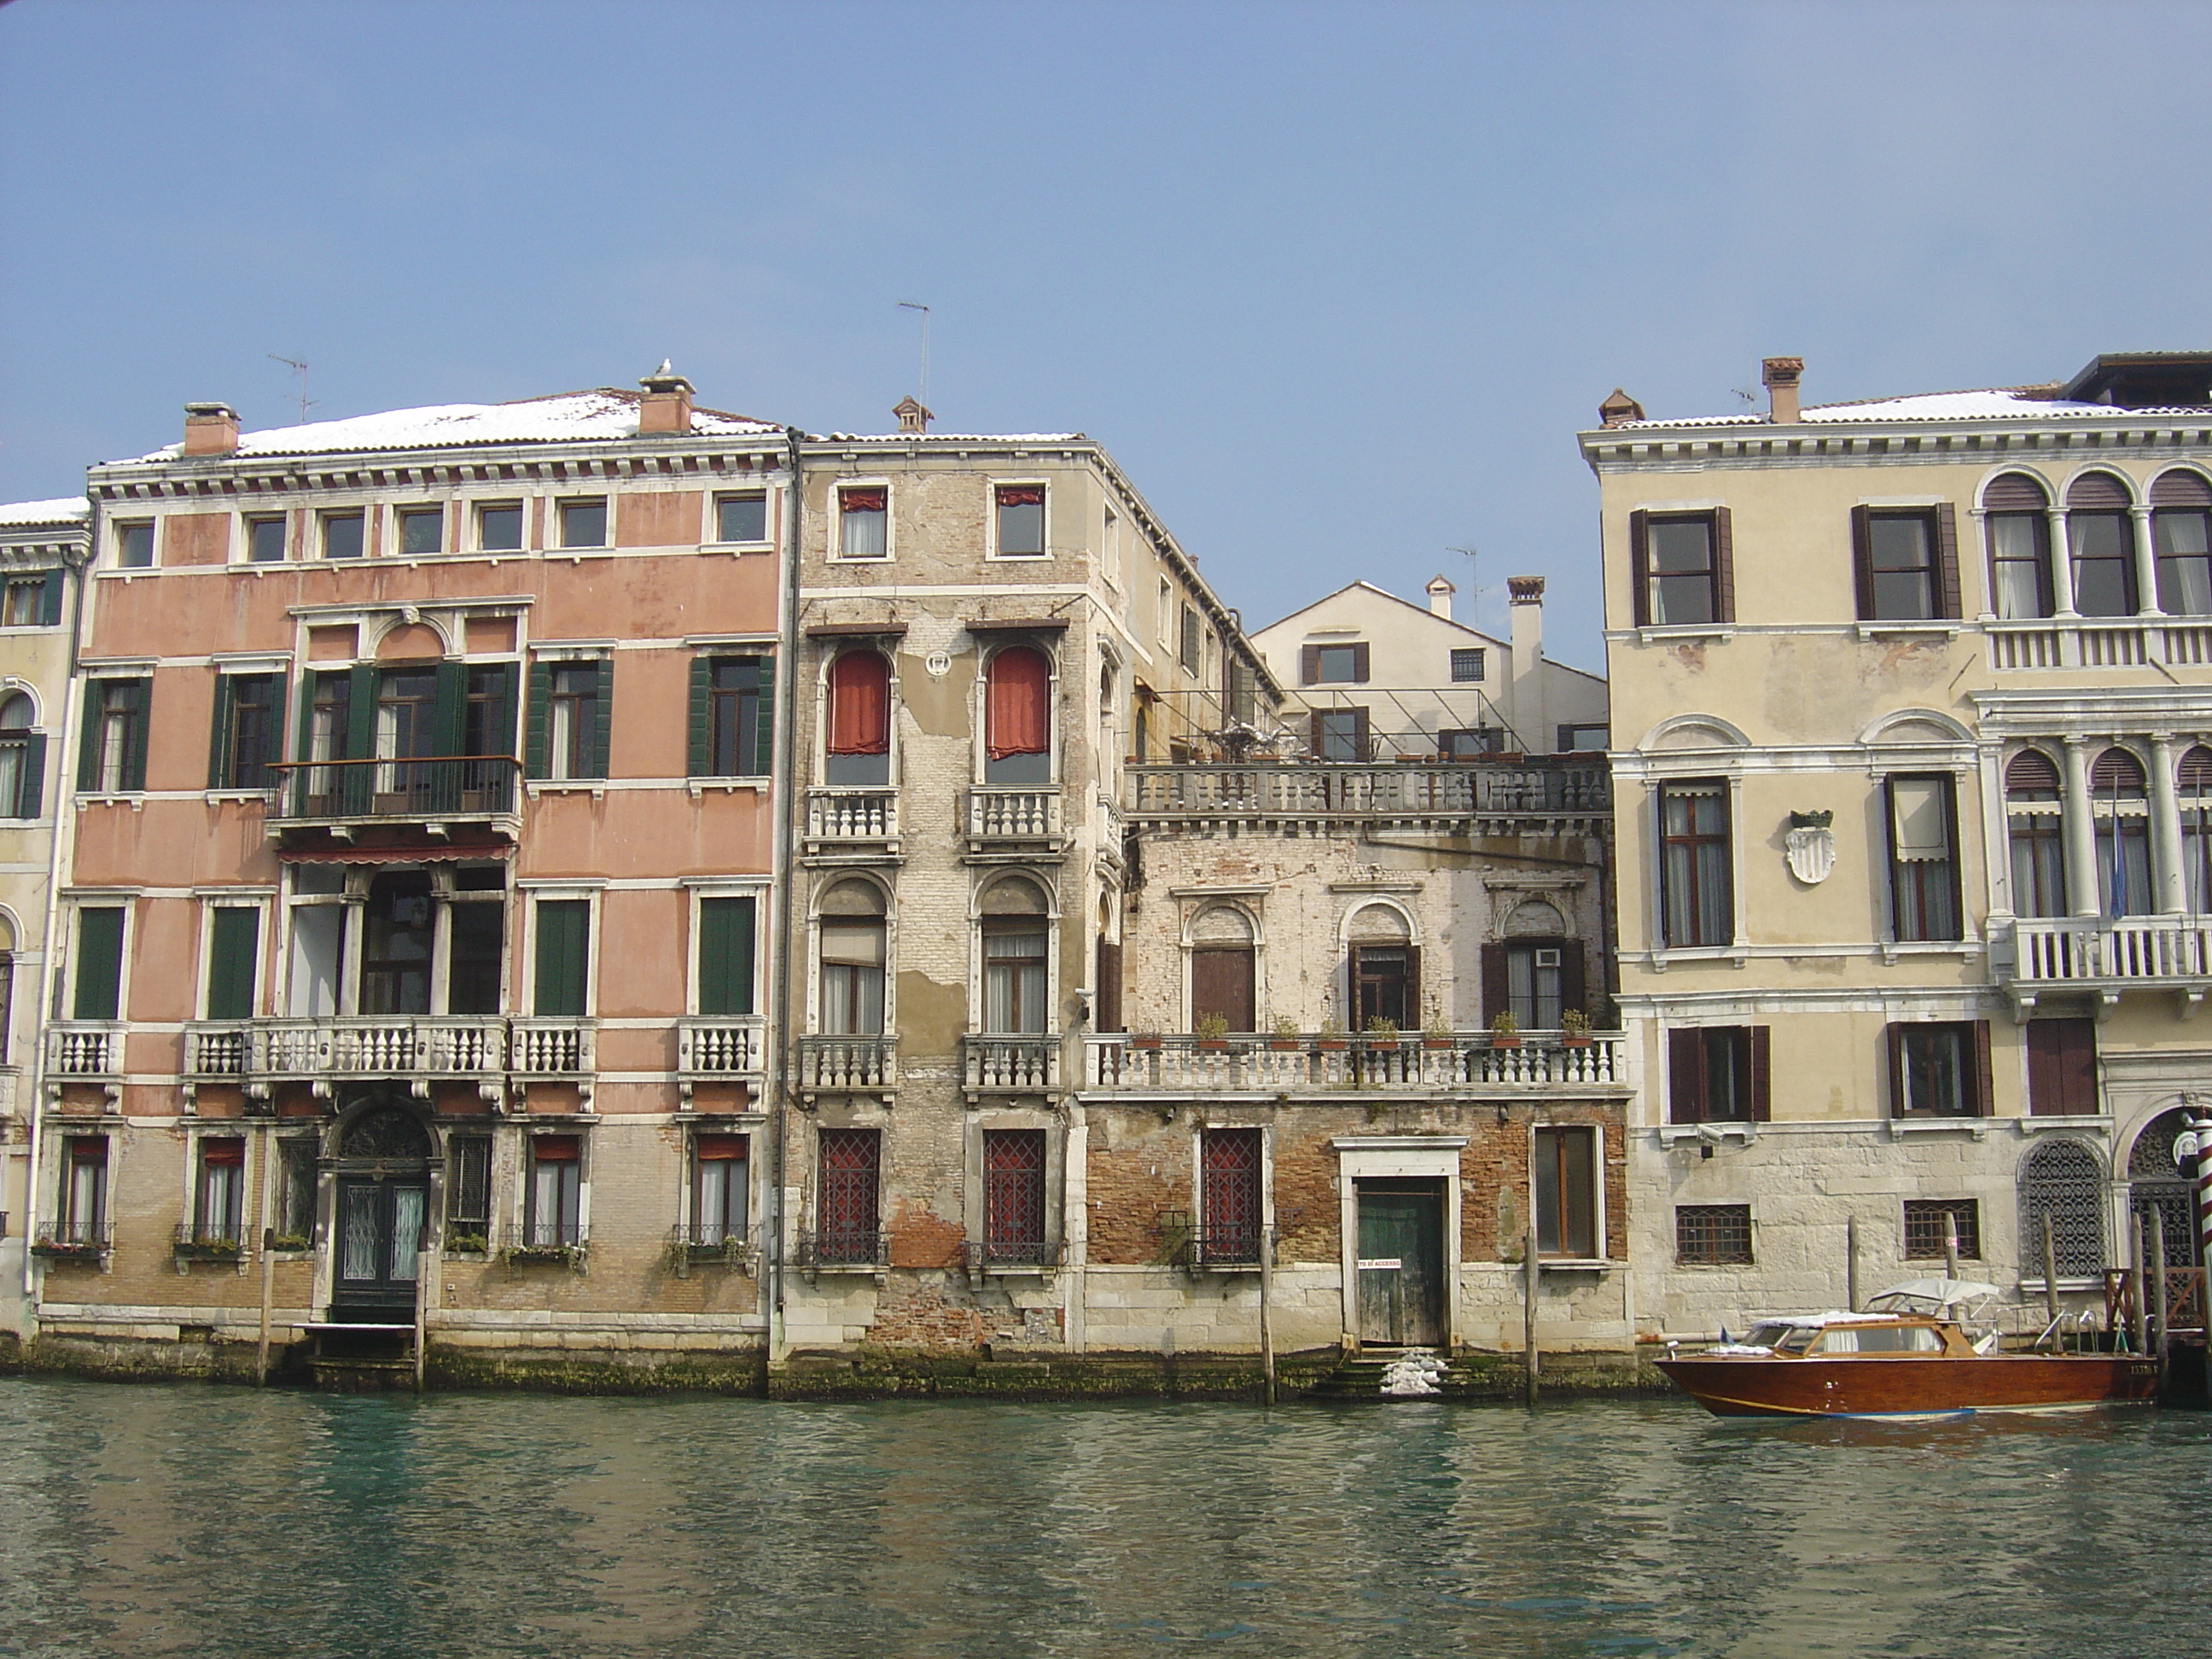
[[1508, 575, 1548, 754], [1424, 574, 1455, 620], [894, 396, 933, 434], [1598, 387, 1644, 428], [183, 402, 239, 457], [638, 360, 695, 435], [1762, 357, 1803, 424]]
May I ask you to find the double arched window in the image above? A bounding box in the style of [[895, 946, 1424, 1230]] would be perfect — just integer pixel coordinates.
[[1984, 468, 2212, 620]]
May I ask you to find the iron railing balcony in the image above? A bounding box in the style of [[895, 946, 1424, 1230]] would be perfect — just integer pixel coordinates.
[[1083, 1031, 1627, 1093], [173, 1220, 247, 1260], [265, 755, 521, 830], [666, 1220, 765, 1273], [963, 1034, 1061, 1093], [32, 1221, 112, 1263], [796, 1034, 898, 1092], [1124, 760, 1610, 823], [797, 1229, 888, 1275], [968, 1236, 1063, 1273], [1188, 1221, 1264, 1270]]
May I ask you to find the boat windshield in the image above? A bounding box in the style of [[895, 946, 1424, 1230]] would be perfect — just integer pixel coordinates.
[[1743, 1323, 1796, 1349]]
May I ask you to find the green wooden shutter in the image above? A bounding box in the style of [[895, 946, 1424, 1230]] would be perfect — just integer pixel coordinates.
[[749, 655, 774, 776], [483, 663, 515, 755], [292, 672, 320, 818], [686, 655, 713, 776], [205, 907, 259, 1020], [73, 906, 125, 1021], [533, 900, 590, 1016], [264, 673, 288, 792], [208, 675, 236, 789], [38, 569, 61, 627], [697, 896, 756, 1016], [524, 661, 552, 779], [77, 684, 102, 792], [118, 679, 148, 791], [588, 658, 612, 779], [343, 665, 376, 812], [433, 660, 468, 754], [18, 731, 45, 818]]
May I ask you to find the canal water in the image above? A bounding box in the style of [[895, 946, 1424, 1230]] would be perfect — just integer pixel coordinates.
[[0, 1378, 2204, 1658]]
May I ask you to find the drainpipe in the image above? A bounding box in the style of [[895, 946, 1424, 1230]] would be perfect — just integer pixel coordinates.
[[768, 430, 805, 1368]]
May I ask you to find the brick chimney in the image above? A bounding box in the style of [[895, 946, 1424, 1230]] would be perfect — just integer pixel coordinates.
[[894, 396, 932, 434], [1424, 574, 1455, 620], [638, 361, 694, 435], [1509, 576, 1548, 754], [1762, 357, 1803, 424], [1598, 388, 1644, 428], [183, 402, 240, 457]]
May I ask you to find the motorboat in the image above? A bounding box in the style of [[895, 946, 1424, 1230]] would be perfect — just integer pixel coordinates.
[[1656, 1278, 2157, 1418]]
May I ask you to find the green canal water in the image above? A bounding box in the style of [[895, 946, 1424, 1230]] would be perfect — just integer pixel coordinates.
[[0, 1377, 2204, 1658]]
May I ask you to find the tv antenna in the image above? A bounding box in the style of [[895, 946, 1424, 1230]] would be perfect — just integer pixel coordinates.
[[269, 355, 317, 424], [897, 301, 930, 406]]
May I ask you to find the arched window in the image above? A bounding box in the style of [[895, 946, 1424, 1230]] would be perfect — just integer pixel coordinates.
[[2005, 748, 2066, 918], [2067, 472, 2138, 616], [2181, 746, 2212, 914], [0, 691, 37, 820], [1347, 904, 1415, 1030], [824, 651, 892, 786], [984, 647, 1051, 784], [2151, 470, 2212, 614], [2019, 1139, 2104, 1281], [1190, 905, 1256, 1033], [2090, 748, 2152, 916], [980, 876, 1050, 1033], [1094, 893, 1122, 1034], [0, 911, 15, 1066], [2129, 1108, 2200, 1269], [1984, 473, 2052, 620], [818, 880, 887, 1035]]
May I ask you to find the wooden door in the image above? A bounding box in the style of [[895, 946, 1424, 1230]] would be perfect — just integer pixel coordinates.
[[1356, 1180, 1445, 1347], [1190, 946, 1254, 1033]]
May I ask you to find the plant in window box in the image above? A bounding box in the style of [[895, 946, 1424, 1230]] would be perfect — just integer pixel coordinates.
[[501, 1241, 585, 1268], [267, 1232, 311, 1254], [1267, 1015, 1301, 1051], [444, 1231, 489, 1258], [173, 1233, 244, 1262], [1421, 1002, 1454, 1050], [1195, 1012, 1231, 1051], [1557, 1009, 1592, 1048], [1489, 1010, 1522, 1050], [1128, 1030, 1162, 1050], [1314, 1014, 1348, 1051], [1362, 1016, 1400, 1051]]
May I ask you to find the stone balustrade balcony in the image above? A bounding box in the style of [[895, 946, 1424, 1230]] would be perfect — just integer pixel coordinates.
[[2004, 915, 2212, 1010], [965, 787, 1063, 852], [963, 1034, 1062, 1095], [1082, 1031, 1628, 1096], [796, 1033, 898, 1094], [247, 1016, 510, 1097], [805, 786, 899, 858], [1985, 616, 2212, 672], [1124, 760, 1610, 829]]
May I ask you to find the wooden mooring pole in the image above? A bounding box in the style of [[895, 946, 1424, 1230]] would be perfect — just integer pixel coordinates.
[[1943, 1211, 1961, 1283], [2041, 1215, 2061, 1351], [1258, 1223, 1276, 1406], [1523, 1213, 1540, 1406], [2130, 1210, 2150, 1358], [2152, 1214, 2171, 1396], [1845, 1215, 1858, 1311]]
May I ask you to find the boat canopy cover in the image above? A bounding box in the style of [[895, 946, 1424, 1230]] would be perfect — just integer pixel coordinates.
[[1866, 1278, 2003, 1312]]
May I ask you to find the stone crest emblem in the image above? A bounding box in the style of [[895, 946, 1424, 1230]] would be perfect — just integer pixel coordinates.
[[1785, 810, 1835, 886]]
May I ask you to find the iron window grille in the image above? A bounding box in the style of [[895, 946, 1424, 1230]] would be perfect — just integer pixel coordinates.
[[1675, 1204, 1753, 1266], [1902, 1200, 1981, 1260]]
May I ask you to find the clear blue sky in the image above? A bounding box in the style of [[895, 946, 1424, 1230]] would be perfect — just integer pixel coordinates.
[[7, 0, 2211, 668]]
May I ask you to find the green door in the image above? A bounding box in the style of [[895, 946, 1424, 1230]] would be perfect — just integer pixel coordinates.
[[1356, 1180, 1446, 1347]]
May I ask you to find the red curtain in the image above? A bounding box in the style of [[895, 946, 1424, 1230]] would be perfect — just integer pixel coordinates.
[[996, 486, 1044, 508], [533, 1135, 580, 1161], [696, 1134, 747, 1161], [827, 651, 891, 755], [840, 487, 887, 513], [986, 647, 1051, 760], [202, 1138, 245, 1167]]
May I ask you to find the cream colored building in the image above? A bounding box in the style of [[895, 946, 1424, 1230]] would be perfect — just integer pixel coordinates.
[[1587, 353, 2212, 1336]]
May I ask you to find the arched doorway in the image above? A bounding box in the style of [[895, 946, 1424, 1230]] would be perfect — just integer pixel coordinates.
[[2128, 1107, 2201, 1271], [330, 1099, 435, 1321]]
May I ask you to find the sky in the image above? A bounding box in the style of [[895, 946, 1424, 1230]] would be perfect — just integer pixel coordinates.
[[6, 0, 2212, 670]]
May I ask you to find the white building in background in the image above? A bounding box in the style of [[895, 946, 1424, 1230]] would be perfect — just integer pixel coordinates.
[[1251, 577, 1608, 760]]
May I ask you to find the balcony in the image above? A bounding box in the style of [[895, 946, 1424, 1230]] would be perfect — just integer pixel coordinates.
[[665, 1220, 762, 1275], [967, 1236, 1064, 1277], [966, 787, 1063, 853], [1986, 616, 2212, 672], [183, 1022, 251, 1080], [1158, 1212, 1264, 1272], [1083, 1032, 1629, 1095], [32, 1223, 111, 1266], [509, 1017, 595, 1077], [265, 756, 521, 836], [797, 1229, 888, 1279], [2004, 916, 2212, 1011], [1125, 760, 1610, 830], [963, 1035, 1062, 1095], [796, 1034, 898, 1094], [248, 1016, 508, 1097], [805, 787, 899, 859], [173, 1221, 247, 1263], [45, 1022, 122, 1083]]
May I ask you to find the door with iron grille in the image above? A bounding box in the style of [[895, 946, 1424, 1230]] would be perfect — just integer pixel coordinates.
[[984, 1128, 1048, 1266], [817, 1127, 881, 1262], [329, 1103, 433, 1320], [1200, 1127, 1263, 1265]]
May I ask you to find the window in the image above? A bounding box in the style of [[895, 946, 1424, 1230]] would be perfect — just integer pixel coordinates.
[[116, 521, 154, 568], [982, 916, 1050, 1034], [445, 1135, 491, 1245], [0, 694, 43, 820], [396, 507, 442, 557], [0, 942, 13, 1064], [1888, 1021, 1991, 1118], [203, 906, 259, 1020], [1300, 642, 1370, 684], [1667, 1026, 1769, 1123], [3, 570, 59, 626], [1658, 780, 1731, 948], [1438, 727, 1499, 760], [1190, 905, 1256, 1034], [2067, 473, 2137, 616], [2091, 748, 2152, 917], [210, 672, 282, 791], [1348, 913, 1417, 1030], [1200, 1126, 1263, 1264], [1179, 605, 1202, 674], [2026, 1018, 2097, 1117], [1534, 1125, 1599, 1259], [1630, 509, 1731, 627], [2183, 747, 2212, 913], [1449, 648, 1484, 683], [1310, 707, 1369, 762], [299, 669, 355, 814], [373, 668, 437, 803], [716, 492, 768, 544], [1983, 472, 2052, 619], [59, 1136, 108, 1245], [1902, 1199, 1981, 1260], [193, 1138, 246, 1246], [528, 661, 608, 781], [362, 871, 434, 1016], [837, 486, 888, 559], [825, 651, 892, 785], [79, 678, 148, 794], [1676, 1204, 1752, 1266], [696, 895, 757, 1016], [533, 899, 591, 1017], [2152, 471, 2212, 614], [983, 646, 1051, 783], [2005, 749, 2066, 918], [694, 1134, 749, 1245], [72, 905, 125, 1021], [278, 1138, 317, 1244], [690, 655, 773, 777], [815, 1127, 881, 1260], [1157, 578, 1173, 648], [526, 1136, 583, 1247], [1888, 775, 1960, 942], [446, 870, 505, 1016], [2019, 1139, 2104, 1280], [1558, 722, 1610, 752], [1853, 506, 1957, 622], [320, 511, 364, 560], [557, 498, 607, 550], [818, 881, 886, 1034], [984, 1128, 1048, 1263], [476, 502, 525, 552], [994, 485, 1045, 556], [286, 864, 347, 1018], [1476, 938, 1581, 1033]]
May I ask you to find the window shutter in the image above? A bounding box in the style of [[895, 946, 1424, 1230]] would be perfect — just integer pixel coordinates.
[[433, 661, 469, 758], [1629, 510, 1651, 627], [484, 663, 515, 757], [1350, 642, 1371, 683], [1934, 503, 1961, 620], [1885, 1023, 1906, 1117], [750, 655, 774, 776], [1712, 507, 1736, 623], [1557, 945, 1587, 1026], [206, 907, 258, 1020], [589, 658, 613, 780], [38, 569, 61, 627], [1481, 944, 1510, 1026], [73, 906, 125, 1021], [533, 900, 590, 1017], [696, 895, 755, 1016], [524, 661, 552, 779], [117, 679, 148, 791], [1749, 1026, 1772, 1121], [687, 656, 713, 776], [1300, 644, 1320, 685], [1350, 707, 1370, 758], [1850, 505, 1875, 620], [264, 674, 288, 791], [77, 685, 102, 791], [1307, 712, 1325, 754], [1971, 1018, 1994, 1116], [1402, 943, 1420, 1021], [18, 731, 45, 818], [1094, 936, 1122, 1033], [344, 666, 375, 759], [1667, 1027, 1703, 1124], [208, 674, 236, 789], [2060, 1018, 2097, 1115]]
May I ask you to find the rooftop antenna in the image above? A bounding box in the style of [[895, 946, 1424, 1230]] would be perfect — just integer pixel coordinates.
[[1447, 543, 1490, 626], [897, 301, 930, 407], [268, 354, 317, 424]]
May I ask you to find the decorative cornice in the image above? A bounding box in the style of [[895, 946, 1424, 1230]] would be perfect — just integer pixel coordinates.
[[1580, 421, 2212, 474]]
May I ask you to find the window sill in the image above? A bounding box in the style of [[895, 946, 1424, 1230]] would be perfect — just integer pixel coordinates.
[[2013, 1114, 2111, 1137], [2019, 1277, 2102, 1294], [830, 555, 893, 566], [75, 794, 146, 810], [687, 777, 769, 799], [1534, 1257, 1615, 1272], [703, 541, 776, 556], [1655, 1122, 1755, 1149], [1635, 625, 1733, 645], [1877, 940, 1983, 964], [201, 789, 265, 805], [1853, 621, 1960, 643], [1886, 1116, 1990, 1141], [526, 781, 607, 800], [1644, 947, 1747, 973]]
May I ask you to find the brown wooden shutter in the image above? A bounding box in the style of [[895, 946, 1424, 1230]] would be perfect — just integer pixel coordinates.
[[1350, 707, 1370, 758], [1094, 937, 1121, 1033], [1629, 510, 1651, 626], [2059, 1017, 2097, 1115], [1712, 508, 1736, 623], [1300, 644, 1320, 685], [1557, 944, 1586, 1024], [1668, 1027, 1703, 1124], [1984, 472, 2049, 512], [1191, 947, 1255, 1032], [1749, 1026, 1772, 1122], [1401, 944, 1420, 1022], [1885, 1023, 1906, 1117], [1850, 505, 1876, 620], [1350, 642, 1371, 683], [1934, 503, 1961, 620], [1481, 945, 1510, 1026], [1971, 1019, 1994, 1116], [2026, 1020, 2060, 1117]]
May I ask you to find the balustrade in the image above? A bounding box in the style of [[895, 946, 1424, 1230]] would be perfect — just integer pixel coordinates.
[[1125, 762, 1610, 819], [1083, 1032, 1625, 1092], [963, 1035, 1061, 1091], [966, 788, 1062, 842], [806, 786, 898, 844], [2008, 917, 2212, 984], [797, 1034, 897, 1091]]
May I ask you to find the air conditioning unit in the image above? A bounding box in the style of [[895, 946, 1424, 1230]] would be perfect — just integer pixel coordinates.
[[1534, 948, 1561, 969]]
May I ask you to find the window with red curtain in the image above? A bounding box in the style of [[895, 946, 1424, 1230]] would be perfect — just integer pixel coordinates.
[[827, 652, 891, 756], [986, 647, 1051, 761]]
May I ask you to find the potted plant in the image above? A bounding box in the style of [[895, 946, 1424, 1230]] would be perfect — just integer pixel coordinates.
[[445, 1230, 490, 1257], [1268, 1015, 1301, 1051], [1489, 1010, 1522, 1050], [1363, 1015, 1400, 1051], [1558, 1008, 1592, 1048], [502, 1241, 585, 1268], [268, 1231, 311, 1254], [1421, 1002, 1454, 1050], [1314, 1014, 1348, 1052], [1195, 1012, 1231, 1051]]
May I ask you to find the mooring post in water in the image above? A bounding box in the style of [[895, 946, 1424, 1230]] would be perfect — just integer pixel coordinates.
[[1845, 1214, 1858, 1311], [2194, 1115, 2212, 1334], [2152, 1214, 2171, 1394], [1943, 1210, 1960, 1283], [414, 1248, 429, 1392], [2130, 1210, 2150, 1358], [1258, 1221, 1276, 1406], [256, 1121, 278, 1384], [1523, 1213, 1540, 1406], [2042, 1215, 2061, 1349]]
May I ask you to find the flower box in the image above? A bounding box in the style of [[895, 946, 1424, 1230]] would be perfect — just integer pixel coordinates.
[[1267, 1039, 1301, 1051], [1128, 1035, 1162, 1051], [1491, 1037, 1522, 1051]]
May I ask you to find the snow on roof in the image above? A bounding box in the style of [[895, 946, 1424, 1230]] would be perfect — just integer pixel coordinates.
[[1611, 386, 2212, 430], [0, 496, 90, 527], [818, 432, 1085, 445], [116, 389, 781, 465]]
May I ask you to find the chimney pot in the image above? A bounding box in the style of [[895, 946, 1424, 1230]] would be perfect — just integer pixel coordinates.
[[1598, 387, 1644, 428], [182, 402, 240, 457], [1761, 357, 1803, 424], [1424, 574, 1455, 620], [1508, 575, 1545, 604], [638, 363, 695, 435]]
